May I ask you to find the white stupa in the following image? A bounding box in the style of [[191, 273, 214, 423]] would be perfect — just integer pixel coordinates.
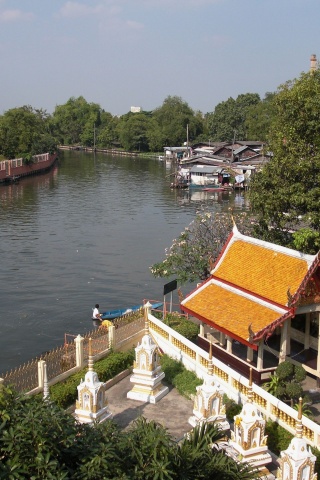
[[74, 338, 112, 424], [127, 302, 169, 403], [277, 398, 317, 480], [189, 342, 230, 431], [228, 368, 273, 471]]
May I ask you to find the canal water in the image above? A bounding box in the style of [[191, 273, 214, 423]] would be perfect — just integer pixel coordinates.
[[0, 151, 249, 373]]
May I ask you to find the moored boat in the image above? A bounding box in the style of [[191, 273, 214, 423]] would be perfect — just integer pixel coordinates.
[[100, 301, 163, 321]]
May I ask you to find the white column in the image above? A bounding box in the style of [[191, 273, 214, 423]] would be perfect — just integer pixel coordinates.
[[246, 346, 253, 363], [279, 320, 289, 363], [38, 359, 45, 389], [226, 336, 232, 354], [199, 323, 205, 337], [108, 325, 115, 349], [257, 342, 264, 370], [74, 334, 84, 368], [220, 332, 226, 347]]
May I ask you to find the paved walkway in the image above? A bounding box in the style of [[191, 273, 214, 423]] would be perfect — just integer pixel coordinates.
[[106, 374, 193, 441]]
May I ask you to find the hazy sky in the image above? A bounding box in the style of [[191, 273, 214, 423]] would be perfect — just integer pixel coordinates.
[[1, 0, 319, 116]]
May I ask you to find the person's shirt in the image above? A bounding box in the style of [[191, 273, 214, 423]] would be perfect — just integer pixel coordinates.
[[92, 307, 100, 320]]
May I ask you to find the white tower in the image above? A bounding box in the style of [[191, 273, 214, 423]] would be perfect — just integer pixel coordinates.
[[74, 338, 112, 424], [127, 302, 169, 403], [277, 398, 317, 480], [229, 369, 272, 470], [189, 342, 229, 431]]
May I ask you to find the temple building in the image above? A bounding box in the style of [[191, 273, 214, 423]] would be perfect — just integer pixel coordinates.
[[181, 225, 320, 385]]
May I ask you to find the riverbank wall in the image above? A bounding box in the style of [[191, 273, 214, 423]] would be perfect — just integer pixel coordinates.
[[58, 145, 138, 156], [0, 152, 58, 184]]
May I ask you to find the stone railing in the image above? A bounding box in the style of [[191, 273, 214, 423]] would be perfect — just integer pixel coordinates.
[[148, 311, 320, 449]]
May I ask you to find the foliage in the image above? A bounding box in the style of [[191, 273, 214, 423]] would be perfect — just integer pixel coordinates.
[[264, 361, 306, 406], [50, 349, 134, 408], [152, 95, 204, 147], [160, 354, 202, 398], [244, 92, 276, 141], [265, 419, 293, 455], [206, 93, 261, 142], [155, 312, 199, 342], [150, 209, 255, 284], [173, 369, 202, 398], [0, 384, 257, 480], [249, 70, 320, 252], [0, 105, 57, 159], [223, 396, 243, 420]]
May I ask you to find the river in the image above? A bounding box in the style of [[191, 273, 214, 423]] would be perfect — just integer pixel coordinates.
[[0, 151, 249, 374]]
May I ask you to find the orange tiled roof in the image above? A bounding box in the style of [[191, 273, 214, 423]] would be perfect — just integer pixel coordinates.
[[213, 239, 309, 305], [183, 283, 283, 342]]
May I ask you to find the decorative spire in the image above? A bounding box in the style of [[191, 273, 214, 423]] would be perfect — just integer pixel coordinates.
[[208, 341, 213, 375], [228, 207, 235, 226], [247, 367, 253, 403], [43, 362, 50, 401], [144, 301, 151, 334], [295, 397, 303, 439], [88, 338, 94, 372]]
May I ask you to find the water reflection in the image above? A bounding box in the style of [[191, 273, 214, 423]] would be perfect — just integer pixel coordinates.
[[0, 151, 249, 373]]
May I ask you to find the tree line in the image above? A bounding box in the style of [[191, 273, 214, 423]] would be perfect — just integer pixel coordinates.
[[1, 70, 319, 254], [0, 91, 274, 160]]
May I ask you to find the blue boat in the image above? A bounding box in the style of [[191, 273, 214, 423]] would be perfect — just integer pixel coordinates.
[[101, 302, 163, 320]]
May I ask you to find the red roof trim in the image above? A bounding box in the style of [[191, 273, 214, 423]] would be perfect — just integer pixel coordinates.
[[291, 252, 320, 305], [212, 229, 234, 270], [252, 309, 294, 341]]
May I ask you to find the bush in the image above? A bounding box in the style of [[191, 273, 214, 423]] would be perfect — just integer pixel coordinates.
[[222, 395, 242, 420], [265, 419, 293, 455], [50, 349, 134, 408], [160, 354, 201, 398], [155, 312, 199, 342]]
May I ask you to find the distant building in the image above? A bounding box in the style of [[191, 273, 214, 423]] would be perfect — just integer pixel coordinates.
[[130, 106, 142, 113]]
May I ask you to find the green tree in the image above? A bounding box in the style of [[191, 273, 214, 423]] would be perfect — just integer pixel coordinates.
[[207, 93, 260, 142], [0, 106, 56, 159], [152, 96, 204, 146], [249, 71, 320, 252], [150, 210, 255, 284], [117, 112, 152, 151], [245, 92, 276, 141], [264, 361, 306, 407], [52, 96, 101, 146]]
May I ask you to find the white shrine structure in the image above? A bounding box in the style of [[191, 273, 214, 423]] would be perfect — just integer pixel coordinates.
[[277, 398, 317, 480], [189, 342, 229, 431], [74, 338, 112, 424], [127, 302, 169, 403], [228, 369, 273, 474]]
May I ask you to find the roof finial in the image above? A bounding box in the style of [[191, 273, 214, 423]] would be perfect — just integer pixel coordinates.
[[228, 207, 235, 226], [310, 54, 317, 73], [247, 367, 253, 403], [88, 338, 94, 372], [208, 341, 213, 375], [295, 397, 303, 438]]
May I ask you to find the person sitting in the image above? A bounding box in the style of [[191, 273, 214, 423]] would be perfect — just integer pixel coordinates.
[[92, 304, 102, 322]]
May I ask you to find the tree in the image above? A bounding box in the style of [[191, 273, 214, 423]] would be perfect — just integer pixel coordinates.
[[249, 71, 320, 252], [207, 93, 260, 142], [152, 96, 205, 146], [0, 106, 57, 159], [52, 96, 102, 146], [150, 210, 255, 284], [245, 92, 276, 141], [117, 112, 152, 151], [264, 361, 306, 407], [0, 386, 257, 479]]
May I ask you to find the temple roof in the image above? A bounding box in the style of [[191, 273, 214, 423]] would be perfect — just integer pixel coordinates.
[[181, 225, 318, 348]]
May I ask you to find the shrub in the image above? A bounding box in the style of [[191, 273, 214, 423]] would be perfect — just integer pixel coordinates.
[[265, 419, 293, 455], [223, 395, 242, 420], [160, 354, 201, 398], [50, 349, 134, 408], [155, 312, 199, 342], [173, 370, 202, 398]]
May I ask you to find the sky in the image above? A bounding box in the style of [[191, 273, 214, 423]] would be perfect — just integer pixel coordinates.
[[1, 0, 320, 117]]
